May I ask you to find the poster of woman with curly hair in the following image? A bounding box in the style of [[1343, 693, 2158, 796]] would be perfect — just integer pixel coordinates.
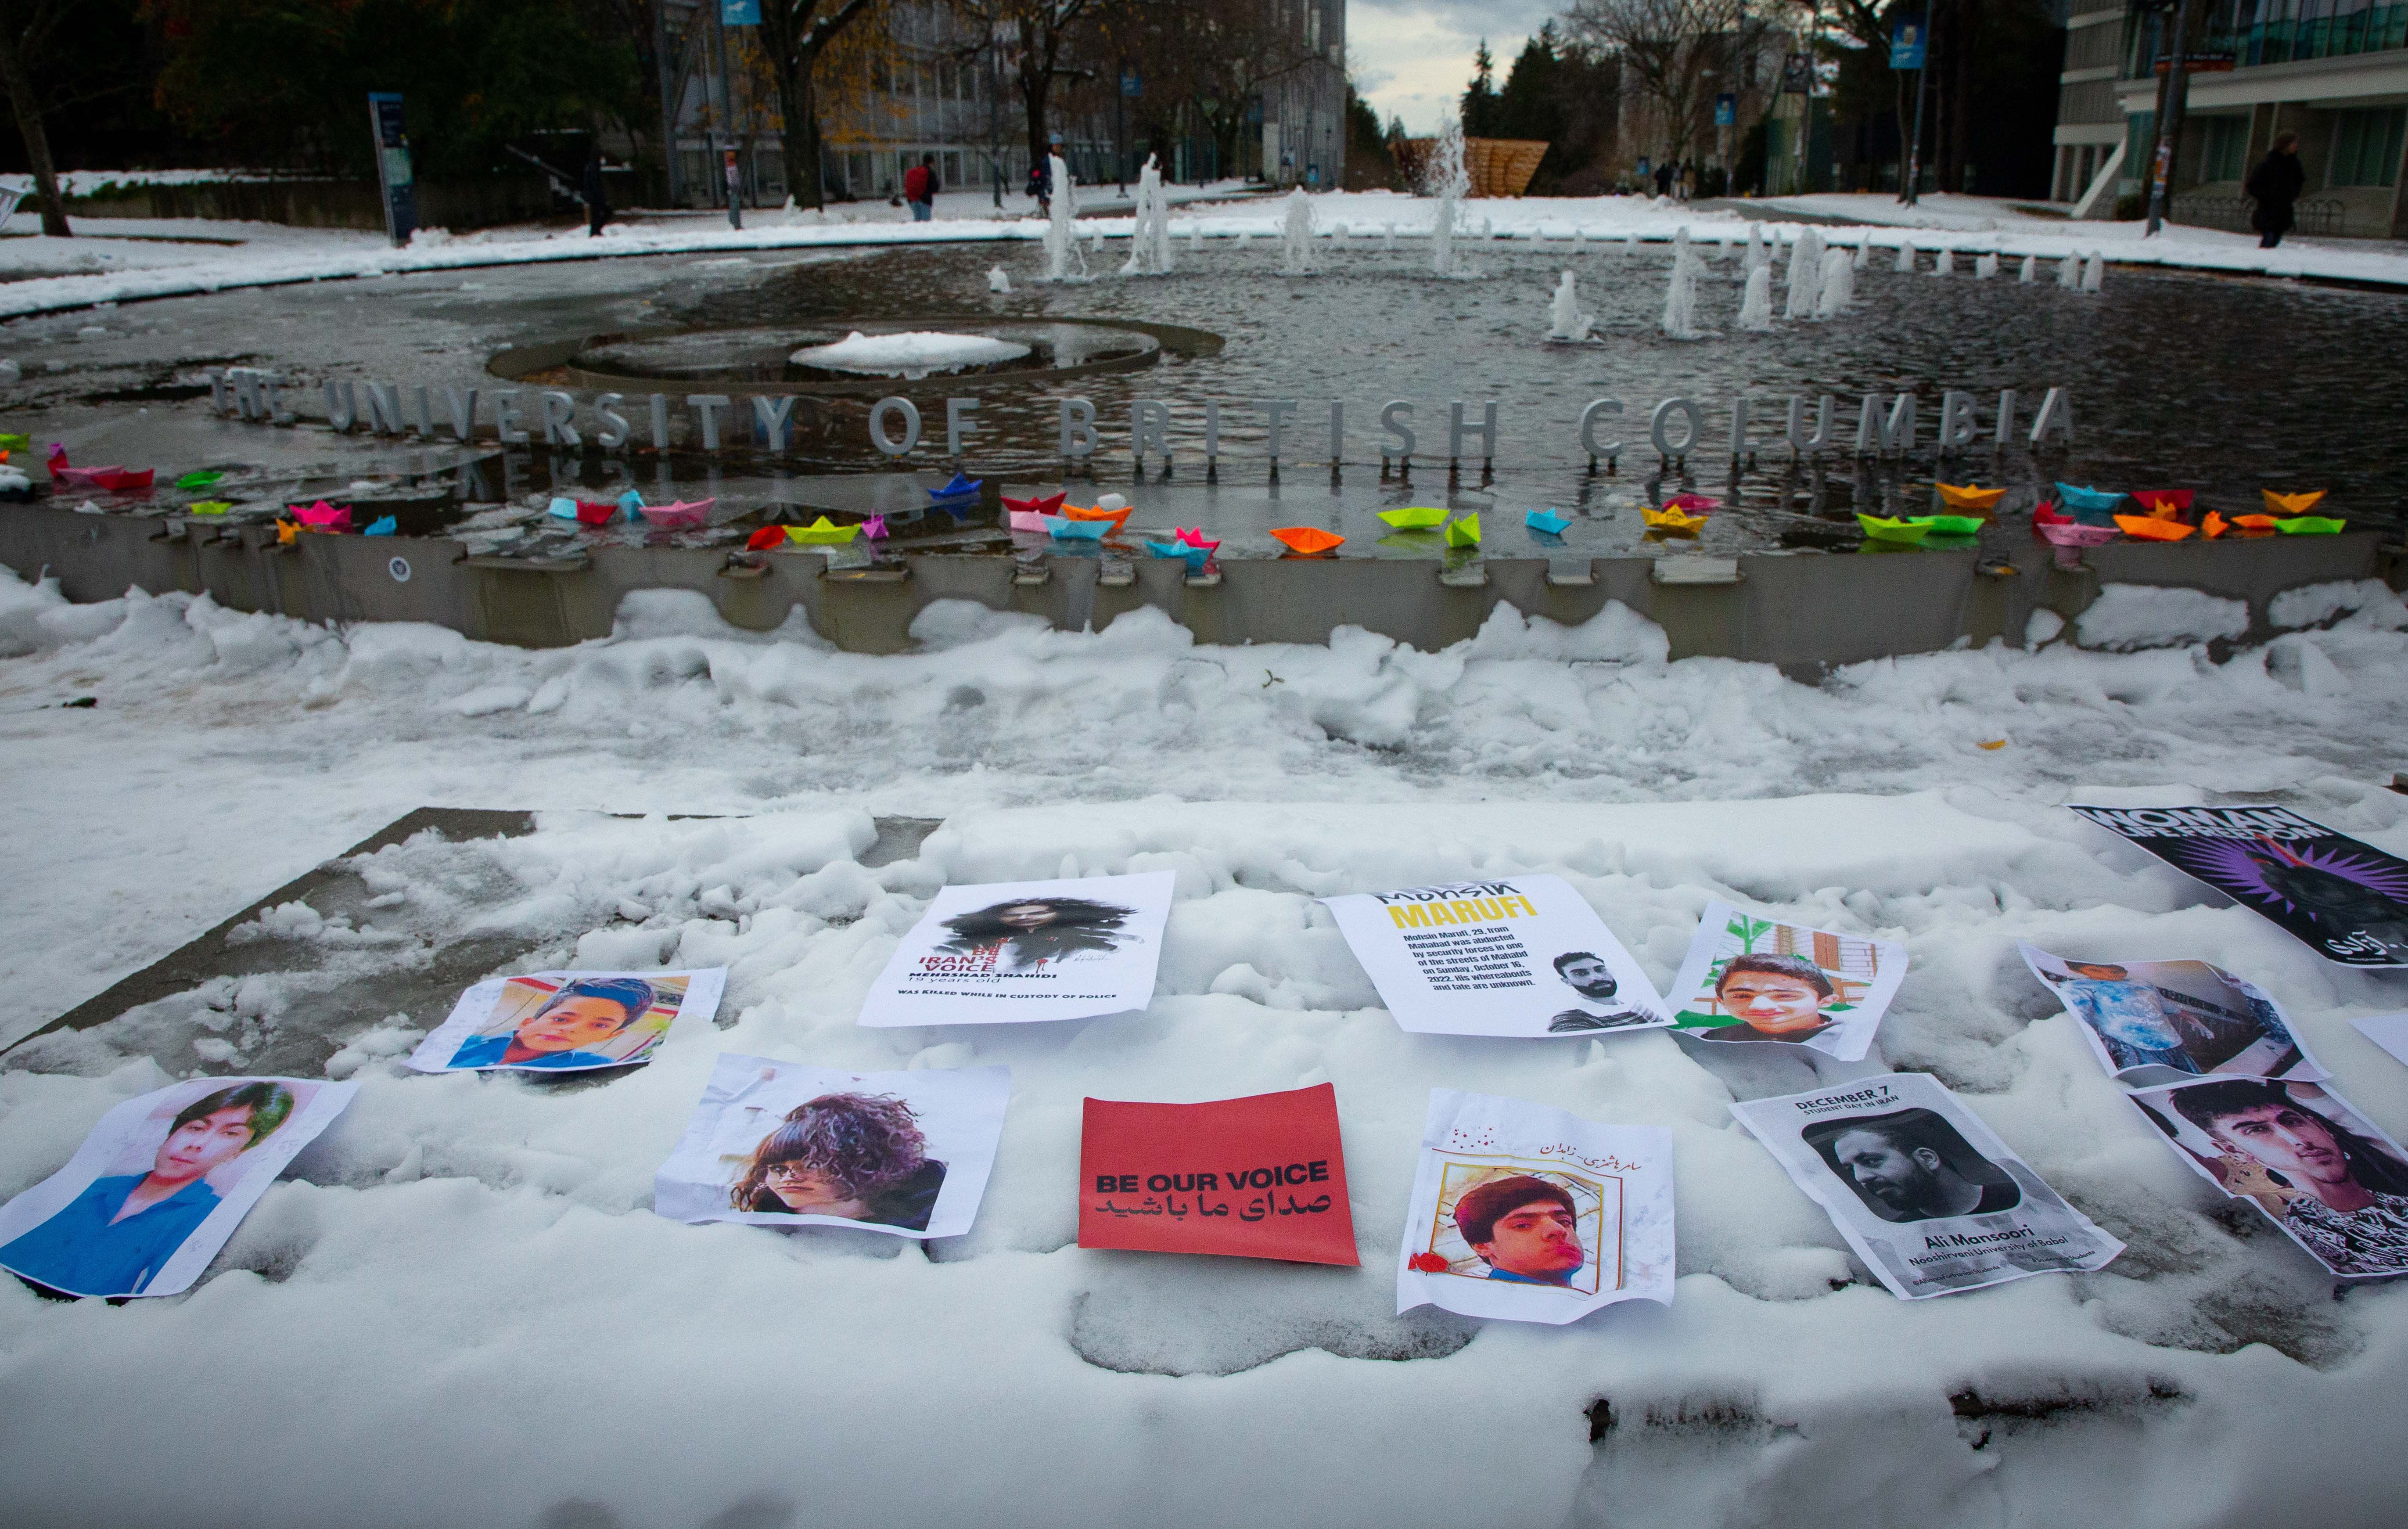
[[859, 872, 1175, 1027], [653, 1054, 1010, 1239]]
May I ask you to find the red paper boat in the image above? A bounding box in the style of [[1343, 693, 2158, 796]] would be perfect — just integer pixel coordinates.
[[289, 500, 352, 531], [2129, 489, 2193, 517], [745, 525, 786, 551], [47, 443, 152, 491], [1001, 490, 1067, 516], [1172, 526, 1221, 551]]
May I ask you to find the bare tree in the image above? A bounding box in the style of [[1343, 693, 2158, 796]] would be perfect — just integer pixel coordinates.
[[757, 0, 890, 210], [946, 0, 1109, 172], [1564, 0, 1790, 169], [0, 0, 85, 235]]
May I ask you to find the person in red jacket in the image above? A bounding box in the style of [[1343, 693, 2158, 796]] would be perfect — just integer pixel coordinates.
[[903, 153, 938, 221]]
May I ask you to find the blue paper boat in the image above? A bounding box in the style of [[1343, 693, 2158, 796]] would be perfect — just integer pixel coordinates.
[[1042, 514, 1107, 541], [363, 515, 397, 536], [930, 472, 982, 504], [1145, 539, 1212, 570], [617, 489, 645, 518], [1525, 508, 1571, 536], [2054, 482, 2124, 515], [546, 496, 580, 520]]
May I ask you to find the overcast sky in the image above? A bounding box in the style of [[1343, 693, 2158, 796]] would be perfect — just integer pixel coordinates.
[[1348, 0, 1565, 135]]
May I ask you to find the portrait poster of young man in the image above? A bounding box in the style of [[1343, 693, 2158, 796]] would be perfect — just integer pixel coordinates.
[[1667, 899, 1908, 1061], [407, 969, 725, 1073], [2018, 943, 2325, 1086]]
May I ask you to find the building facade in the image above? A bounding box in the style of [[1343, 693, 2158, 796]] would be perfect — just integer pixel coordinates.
[[2052, 0, 2408, 235]]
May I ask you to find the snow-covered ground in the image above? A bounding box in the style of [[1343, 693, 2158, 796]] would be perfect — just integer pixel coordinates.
[[5, 564, 2408, 1525], [3, 187, 2405, 324]]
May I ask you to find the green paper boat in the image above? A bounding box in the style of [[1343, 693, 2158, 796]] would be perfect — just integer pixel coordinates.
[[2273, 516, 2345, 535], [1918, 514, 1985, 536], [186, 500, 233, 515], [1379, 506, 1448, 529], [1444, 514, 1481, 547], [1857, 514, 1932, 544], [176, 469, 226, 491], [0, 433, 28, 453]]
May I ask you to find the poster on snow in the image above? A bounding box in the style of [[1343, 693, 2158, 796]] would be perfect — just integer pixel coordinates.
[[406, 968, 726, 1073], [2349, 1013, 2408, 1071], [1395, 1088, 1674, 1324], [653, 1054, 1009, 1239], [1321, 874, 1671, 1038], [0, 1076, 358, 1299], [859, 873, 1175, 1027], [1665, 899, 1906, 1061], [2018, 943, 2325, 1087], [2129, 1076, 2408, 1279], [1078, 1082, 1358, 1265], [2068, 804, 2408, 969], [1730, 1073, 2124, 1300]]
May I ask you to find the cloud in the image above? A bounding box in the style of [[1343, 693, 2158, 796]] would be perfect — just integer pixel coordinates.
[[1347, 0, 1564, 133]]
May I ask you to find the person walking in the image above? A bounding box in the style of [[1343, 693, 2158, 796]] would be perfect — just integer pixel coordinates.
[[1653, 159, 1674, 198], [903, 153, 938, 221], [582, 144, 611, 238], [2245, 132, 2305, 248]]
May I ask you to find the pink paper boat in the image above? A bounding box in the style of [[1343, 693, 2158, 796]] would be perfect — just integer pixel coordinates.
[[288, 499, 354, 531], [1172, 526, 1221, 551], [1663, 492, 1721, 512], [638, 498, 715, 529], [861, 515, 888, 540], [47, 443, 153, 490], [2035, 522, 2115, 548], [1008, 508, 1051, 532]]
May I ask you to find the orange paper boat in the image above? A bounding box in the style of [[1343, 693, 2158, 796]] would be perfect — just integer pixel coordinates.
[[2231, 514, 2279, 536], [1063, 504, 1132, 532], [2114, 514, 2194, 542], [2201, 511, 2228, 540], [1935, 482, 2008, 513], [1269, 526, 1343, 556], [2261, 489, 2325, 516]]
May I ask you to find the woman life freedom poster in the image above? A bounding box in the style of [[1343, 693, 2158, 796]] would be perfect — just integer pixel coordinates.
[[1321, 874, 1671, 1038], [858, 872, 1175, 1027], [1395, 1088, 1674, 1324]]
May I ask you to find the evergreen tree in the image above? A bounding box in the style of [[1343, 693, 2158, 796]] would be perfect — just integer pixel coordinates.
[[1495, 25, 1564, 144], [1461, 39, 1500, 135]]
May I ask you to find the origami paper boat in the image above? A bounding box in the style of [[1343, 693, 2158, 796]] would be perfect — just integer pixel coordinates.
[[1042, 514, 1108, 541], [1145, 539, 1212, 570], [1270, 526, 1343, 555], [745, 525, 787, 551], [1663, 492, 1720, 513], [1524, 509, 1571, 536], [290, 500, 352, 531], [2274, 516, 2345, 535], [2031, 500, 2072, 527], [186, 500, 232, 515], [786, 516, 859, 544], [1444, 514, 1481, 547], [1857, 514, 1931, 543], [637, 499, 715, 530], [2129, 489, 2193, 516], [1378, 506, 1448, 529], [2036, 522, 2117, 548], [1918, 514, 1987, 536], [1641, 507, 1707, 534], [2113, 514, 2195, 541], [2053, 482, 2124, 514], [0, 433, 29, 452], [2229, 514, 2280, 536], [1007, 509, 1051, 532], [362, 515, 398, 536], [1001, 490, 1067, 517], [1063, 503, 1132, 532], [546, 496, 617, 525], [176, 469, 226, 492], [2262, 489, 2326, 516], [861, 515, 888, 540], [2201, 512, 2229, 540], [47, 445, 152, 490], [929, 472, 983, 504], [1173, 527, 1221, 552], [1935, 482, 2007, 512]]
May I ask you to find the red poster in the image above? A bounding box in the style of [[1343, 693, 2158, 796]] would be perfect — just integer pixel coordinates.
[[1078, 1083, 1359, 1266]]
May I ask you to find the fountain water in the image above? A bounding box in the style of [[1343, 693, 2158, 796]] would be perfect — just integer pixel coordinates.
[[2020, 254, 2038, 283], [1384, 223, 1397, 250], [1783, 227, 1826, 319], [2057, 254, 2080, 288], [1279, 189, 1317, 275], [1815, 248, 1854, 317], [1974, 252, 1999, 279], [1739, 265, 1774, 330], [1661, 227, 1703, 339], [1427, 114, 1471, 277], [1622, 234, 1638, 257], [1119, 155, 1174, 277], [1040, 153, 1085, 281], [1188, 222, 1203, 249], [1545, 271, 1594, 341], [1933, 248, 1954, 277], [1853, 236, 1870, 269], [1744, 223, 1767, 272], [987, 266, 1011, 293], [2081, 252, 2105, 293], [1894, 240, 1916, 273]]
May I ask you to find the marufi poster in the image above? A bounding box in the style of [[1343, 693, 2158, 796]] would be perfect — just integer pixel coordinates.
[[859, 872, 1175, 1027], [653, 1054, 1009, 1239], [1665, 900, 1906, 1061], [2129, 1077, 2408, 1279], [1078, 1083, 1358, 1265], [1730, 1073, 2124, 1300], [0, 1076, 358, 1299], [1321, 874, 1671, 1038], [406, 969, 726, 1073], [2068, 804, 2408, 968], [2018, 943, 2326, 1087], [1395, 1089, 1674, 1324]]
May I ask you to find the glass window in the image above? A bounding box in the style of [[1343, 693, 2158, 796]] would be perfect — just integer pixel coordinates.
[[2330, 107, 2406, 186], [2202, 116, 2249, 181]]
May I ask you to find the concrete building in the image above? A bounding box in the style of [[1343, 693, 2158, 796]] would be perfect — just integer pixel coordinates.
[[2053, 0, 2408, 236]]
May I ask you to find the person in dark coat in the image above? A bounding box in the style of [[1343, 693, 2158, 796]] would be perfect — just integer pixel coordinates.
[[2245, 132, 2304, 248], [582, 144, 611, 237]]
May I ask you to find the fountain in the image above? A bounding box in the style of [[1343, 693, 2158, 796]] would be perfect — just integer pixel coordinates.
[[1040, 154, 1087, 282], [2020, 254, 2038, 283], [1279, 190, 1317, 276], [1975, 252, 1999, 279], [1739, 265, 1774, 330], [2057, 254, 2080, 288], [987, 266, 1011, 293], [1660, 227, 1703, 339], [1545, 271, 1594, 341], [1933, 248, 1954, 277], [1853, 236, 1870, 269], [1894, 240, 1916, 274], [1745, 223, 1768, 272], [1783, 227, 1826, 320], [2081, 252, 2105, 293], [1428, 113, 1471, 277], [1815, 248, 1854, 317], [1120, 155, 1174, 277]]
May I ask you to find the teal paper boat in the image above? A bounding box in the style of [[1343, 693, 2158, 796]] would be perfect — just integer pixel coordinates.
[[1042, 514, 1107, 540], [1525, 509, 1571, 536], [1145, 539, 1211, 570], [2054, 482, 2124, 516]]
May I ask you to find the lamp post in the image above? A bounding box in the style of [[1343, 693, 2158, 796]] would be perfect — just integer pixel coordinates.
[[2144, 0, 2199, 236], [1900, 0, 1934, 205]]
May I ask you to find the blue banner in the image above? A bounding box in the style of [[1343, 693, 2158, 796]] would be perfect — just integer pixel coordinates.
[[1714, 93, 1736, 126], [1890, 18, 1926, 68], [722, 0, 760, 24]]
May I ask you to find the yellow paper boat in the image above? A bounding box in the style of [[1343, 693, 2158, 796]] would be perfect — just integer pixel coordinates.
[[2262, 489, 2326, 516], [1379, 506, 1448, 529], [785, 516, 859, 545], [1641, 506, 1708, 533], [1444, 514, 1481, 547], [1935, 483, 2007, 513]]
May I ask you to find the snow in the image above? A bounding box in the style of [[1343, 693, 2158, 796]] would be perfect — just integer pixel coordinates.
[[5, 188, 2408, 323], [7, 565, 2408, 1522], [789, 330, 1031, 378], [2074, 584, 2252, 651]]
